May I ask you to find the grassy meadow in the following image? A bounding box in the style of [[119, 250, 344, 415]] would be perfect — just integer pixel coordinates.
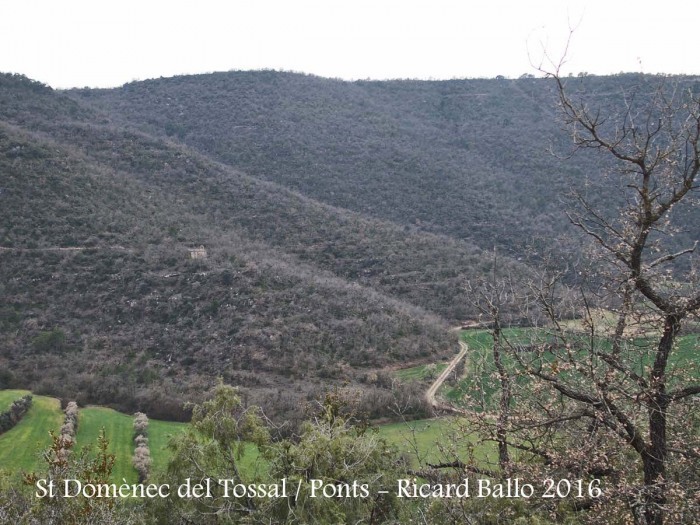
[[436, 328, 699, 409], [0, 388, 498, 482], [0, 394, 63, 474], [73, 407, 186, 482], [0, 394, 188, 482], [377, 417, 496, 468], [394, 362, 448, 382], [0, 389, 32, 413]]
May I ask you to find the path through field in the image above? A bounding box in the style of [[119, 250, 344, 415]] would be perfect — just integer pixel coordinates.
[[425, 340, 468, 412]]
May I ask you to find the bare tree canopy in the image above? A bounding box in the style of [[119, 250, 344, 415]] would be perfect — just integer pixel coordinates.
[[460, 66, 699, 524]]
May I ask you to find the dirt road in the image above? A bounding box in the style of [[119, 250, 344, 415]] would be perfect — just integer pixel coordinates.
[[425, 340, 468, 410]]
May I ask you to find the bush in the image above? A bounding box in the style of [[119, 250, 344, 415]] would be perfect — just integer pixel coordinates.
[[132, 412, 151, 482], [59, 401, 79, 445], [133, 411, 148, 437], [0, 395, 33, 434], [31, 328, 66, 353]]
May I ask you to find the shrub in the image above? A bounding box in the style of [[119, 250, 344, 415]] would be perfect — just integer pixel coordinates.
[[31, 328, 66, 353], [59, 401, 79, 445], [132, 412, 151, 482], [0, 394, 32, 434]]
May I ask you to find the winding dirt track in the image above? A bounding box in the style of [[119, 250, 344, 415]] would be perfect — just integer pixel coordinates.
[[425, 340, 468, 412]]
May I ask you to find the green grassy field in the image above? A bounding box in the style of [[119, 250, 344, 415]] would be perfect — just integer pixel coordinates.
[[443, 328, 533, 407], [75, 407, 189, 482], [395, 328, 699, 471], [75, 407, 141, 482], [0, 394, 63, 474], [147, 418, 189, 475], [0, 389, 32, 413], [395, 363, 448, 382], [445, 328, 699, 409], [377, 417, 496, 468], [676, 333, 699, 364], [0, 393, 189, 482], [0, 389, 492, 482]]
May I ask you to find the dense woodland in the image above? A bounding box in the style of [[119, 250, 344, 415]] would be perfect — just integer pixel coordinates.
[[74, 71, 700, 270], [1, 71, 698, 428]]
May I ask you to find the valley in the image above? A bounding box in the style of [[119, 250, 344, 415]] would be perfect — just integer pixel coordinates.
[[1, 69, 698, 524]]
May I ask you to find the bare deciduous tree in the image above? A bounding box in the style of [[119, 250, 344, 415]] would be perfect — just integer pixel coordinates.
[[459, 66, 699, 524], [544, 68, 700, 525]]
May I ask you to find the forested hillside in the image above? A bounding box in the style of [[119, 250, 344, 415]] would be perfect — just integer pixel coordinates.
[[0, 74, 478, 422], [73, 71, 700, 268], [2, 71, 698, 425]]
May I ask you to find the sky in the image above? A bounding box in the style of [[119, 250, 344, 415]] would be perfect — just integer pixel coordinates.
[[0, 0, 698, 89]]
